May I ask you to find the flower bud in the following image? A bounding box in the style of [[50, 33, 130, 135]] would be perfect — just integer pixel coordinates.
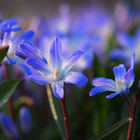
[[0, 113, 20, 140], [19, 106, 31, 136]]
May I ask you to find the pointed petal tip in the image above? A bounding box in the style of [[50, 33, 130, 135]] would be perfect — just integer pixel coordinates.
[[73, 50, 84, 55], [53, 37, 59, 43], [106, 95, 110, 99], [55, 37, 58, 40], [105, 95, 114, 99], [131, 52, 135, 70], [89, 90, 95, 96], [89, 92, 92, 96]]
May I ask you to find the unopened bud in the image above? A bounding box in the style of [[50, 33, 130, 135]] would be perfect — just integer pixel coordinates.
[[19, 106, 31, 136], [0, 113, 20, 140]]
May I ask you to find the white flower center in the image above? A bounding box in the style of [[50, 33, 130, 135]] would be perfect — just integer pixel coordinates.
[[116, 79, 125, 91], [54, 70, 63, 80]]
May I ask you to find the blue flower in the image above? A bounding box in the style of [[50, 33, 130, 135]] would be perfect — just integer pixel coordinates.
[[89, 52, 135, 99], [0, 19, 22, 46], [19, 107, 31, 136], [0, 113, 20, 140], [16, 37, 88, 98], [1, 30, 35, 65], [0, 17, 34, 65], [110, 30, 140, 64]]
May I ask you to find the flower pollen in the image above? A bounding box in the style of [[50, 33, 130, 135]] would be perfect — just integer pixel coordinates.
[[54, 70, 63, 80]]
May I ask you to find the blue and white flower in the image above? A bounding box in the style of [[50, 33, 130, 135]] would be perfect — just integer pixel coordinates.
[[89, 52, 135, 99], [16, 37, 88, 98], [0, 18, 34, 65]]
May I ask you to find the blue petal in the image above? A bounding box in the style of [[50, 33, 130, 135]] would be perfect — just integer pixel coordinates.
[[21, 40, 47, 63], [113, 64, 126, 81], [0, 19, 18, 27], [92, 77, 116, 91], [50, 37, 62, 70], [131, 52, 135, 70], [110, 49, 128, 60], [89, 86, 113, 96], [19, 43, 35, 57], [106, 90, 123, 99], [1, 24, 12, 32], [29, 75, 50, 85], [22, 40, 38, 49], [11, 27, 22, 32], [117, 32, 136, 48], [51, 81, 64, 98], [1, 25, 22, 32], [0, 36, 2, 46], [26, 57, 54, 76], [15, 50, 28, 60], [19, 43, 38, 57], [124, 69, 135, 88], [19, 42, 47, 63], [64, 71, 88, 86], [62, 50, 84, 74], [6, 55, 17, 65]]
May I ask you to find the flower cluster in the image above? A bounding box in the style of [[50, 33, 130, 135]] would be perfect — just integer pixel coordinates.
[[0, 2, 139, 139]]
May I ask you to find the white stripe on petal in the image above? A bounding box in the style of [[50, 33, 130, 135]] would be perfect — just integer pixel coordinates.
[[50, 37, 62, 70], [92, 77, 116, 91], [113, 64, 126, 81], [29, 75, 54, 84], [26, 57, 54, 76]]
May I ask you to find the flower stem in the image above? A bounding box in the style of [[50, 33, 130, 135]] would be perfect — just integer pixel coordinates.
[[126, 90, 140, 140], [4, 65, 14, 120], [68, 84, 85, 140], [60, 89, 71, 140], [125, 96, 133, 118]]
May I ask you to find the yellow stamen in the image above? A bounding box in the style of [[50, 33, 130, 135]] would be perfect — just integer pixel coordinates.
[[54, 70, 59, 76], [54, 70, 62, 80]]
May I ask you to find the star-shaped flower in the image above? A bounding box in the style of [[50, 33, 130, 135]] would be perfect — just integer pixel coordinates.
[[89, 52, 135, 99], [16, 37, 88, 98]]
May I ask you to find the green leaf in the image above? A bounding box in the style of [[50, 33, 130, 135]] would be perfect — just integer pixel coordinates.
[[88, 118, 129, 140], [93, 54, 106, 77], [46, 84, 66, 140], [0, 80, 24, 108], [106, 34, 116, 54], [0, 45, 9, 64]]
